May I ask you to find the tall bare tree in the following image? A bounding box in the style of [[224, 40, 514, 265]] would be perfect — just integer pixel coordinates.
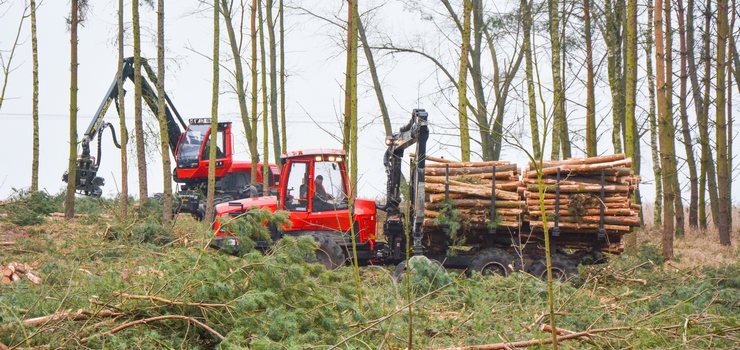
[[602, 0, 625, 154], [279, 0, 286, 152], [117, 0, 129, 219], [522, 0, 540, 160], [548, 0, 570, 159], [676, 0, 699, 228], [65, 0, 86, 219], [30, 0, 39, 192], [266, 0, 281, 163], [258, 0, 270, 193], [646, 0, 662, 226], [655, 0, 676, 258], [155, 0, 172, 223], [132, 0, 148, 202], [221, 0, 260, 184], [457, 0, 472, 162], [715, 0, 731, 245], [583, 0, 596, 157], [205, 0, 220, 225]]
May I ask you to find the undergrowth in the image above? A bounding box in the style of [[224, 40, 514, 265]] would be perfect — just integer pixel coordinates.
[[0, 197, 738, 349]]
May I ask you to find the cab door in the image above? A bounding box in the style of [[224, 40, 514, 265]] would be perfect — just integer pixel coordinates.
[[281, 160, 311, 231], [305, 160, 352, 232]]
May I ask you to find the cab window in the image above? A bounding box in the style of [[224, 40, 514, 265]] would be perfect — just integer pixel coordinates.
[[312, 161, 348, 212], [284, 162, 308, 212], [202, 129, 226, 160]]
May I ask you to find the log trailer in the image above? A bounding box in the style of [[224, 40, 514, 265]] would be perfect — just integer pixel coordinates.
[[213, 109, 637, 278], [62, 57, 279, 219]]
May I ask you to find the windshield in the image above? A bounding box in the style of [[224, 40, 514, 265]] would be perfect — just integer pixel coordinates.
[[177, 124, 209, 162]]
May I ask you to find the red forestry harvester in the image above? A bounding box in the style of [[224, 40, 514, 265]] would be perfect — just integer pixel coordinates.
[[214, 109, 638, 278], [62, 57, 278, 219]]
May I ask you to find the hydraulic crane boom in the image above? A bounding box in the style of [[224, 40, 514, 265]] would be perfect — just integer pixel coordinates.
[[379, 108, 429, 255], [63, 57, 187, 196]]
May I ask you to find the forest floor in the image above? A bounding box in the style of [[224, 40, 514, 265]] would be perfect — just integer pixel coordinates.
[[0, 193, 738, 349]]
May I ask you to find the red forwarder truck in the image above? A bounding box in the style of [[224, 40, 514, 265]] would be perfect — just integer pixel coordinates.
[[213, 109, 620, 278]]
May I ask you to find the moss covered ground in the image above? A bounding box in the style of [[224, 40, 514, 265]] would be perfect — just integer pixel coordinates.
[[0, 195, 738, 349]]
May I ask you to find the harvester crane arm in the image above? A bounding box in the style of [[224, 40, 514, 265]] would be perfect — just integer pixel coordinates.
[[379, 108, 429, 254], [64, 57, 187, 196]]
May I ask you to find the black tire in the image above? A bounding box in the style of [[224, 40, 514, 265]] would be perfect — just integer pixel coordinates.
[[307, 233, 346, 270], [469, 248, 515, 277], [528, 254, 578, 281]]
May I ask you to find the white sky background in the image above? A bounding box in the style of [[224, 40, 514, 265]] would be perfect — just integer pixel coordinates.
[[0, 0, 738, 205]]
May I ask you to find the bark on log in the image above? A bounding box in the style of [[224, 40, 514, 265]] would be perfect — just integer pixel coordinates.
[[525, 184, 630, 193], [425, 199, 525, 209], [530, 153, 626, 168], [425, 183, 519, 201], [427, 164, 517, 176], [426, 171, 516, 181], [426, 160, 514, 168], [426, 176, 520, 191]]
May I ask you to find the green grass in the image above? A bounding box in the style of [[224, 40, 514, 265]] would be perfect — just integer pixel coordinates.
[[0, 199, 738, 349]]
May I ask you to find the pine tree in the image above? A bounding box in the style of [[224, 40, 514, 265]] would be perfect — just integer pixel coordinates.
[[522, 0, 540, 160], [279, 0, 287, 153], [65, 0, 86, 219], [548, 0, 570, 159], [645, 0, 662, 226]]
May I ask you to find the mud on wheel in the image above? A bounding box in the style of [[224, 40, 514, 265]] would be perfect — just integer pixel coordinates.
[[306, 232, 346, 270], [469, 248, 516, 277], [528, 253, 578, 281]]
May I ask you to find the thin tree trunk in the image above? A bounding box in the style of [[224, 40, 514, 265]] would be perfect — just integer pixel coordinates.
[[132, 0, 148, 202], [726, 0, 735, 230], [646, 0, 662, 227], [357, 15, 392, 137], [65, 0, 79, 220], [655, 0, 675, 258], [156, 0, 172, 223], [470, 0, 492, 160], [266, 0, 281, 163], [30, 0, 39, 192], [0, 8, 26, 112], [251, 0, 258, 188], [522, 0, 540, 160], [549, 0, 570, 160], [279, 0, 286, 153], [664, 0, 685, 238], [221, 0, 259, 184], [457, 0, 472, 162], [117, 0, 128, 220], [676, 0, 699, 229], [604, 0, 625, 154], [205, 0, 220, 225], [623, 0, 638, 251], [687, 0, 709, 229], [584, 0, 596, 157], [701, 0, 720, 227], [715, 0, 731, 245], [258, 0, 270, 193]]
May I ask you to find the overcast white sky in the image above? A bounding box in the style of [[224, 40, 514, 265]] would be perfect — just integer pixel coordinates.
[[0, 0, 738, 205]]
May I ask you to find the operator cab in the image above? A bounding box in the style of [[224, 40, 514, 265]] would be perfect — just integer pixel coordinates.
[[174, 118, 234, 183], [282, 150, 350, 213]]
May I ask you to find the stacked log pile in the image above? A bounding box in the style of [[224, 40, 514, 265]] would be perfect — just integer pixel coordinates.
[[1, 262, 42, 285], [521, 154, 640, 253], [421, 155, 525, 231]]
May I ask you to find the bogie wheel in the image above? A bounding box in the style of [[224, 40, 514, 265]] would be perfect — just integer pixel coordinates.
[[469, 248, 515, 277], [528, 254, 578, 281], [308, 233, 346, 270]]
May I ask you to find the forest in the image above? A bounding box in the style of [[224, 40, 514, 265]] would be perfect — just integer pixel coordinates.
[[0, 0, 739, 348]]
